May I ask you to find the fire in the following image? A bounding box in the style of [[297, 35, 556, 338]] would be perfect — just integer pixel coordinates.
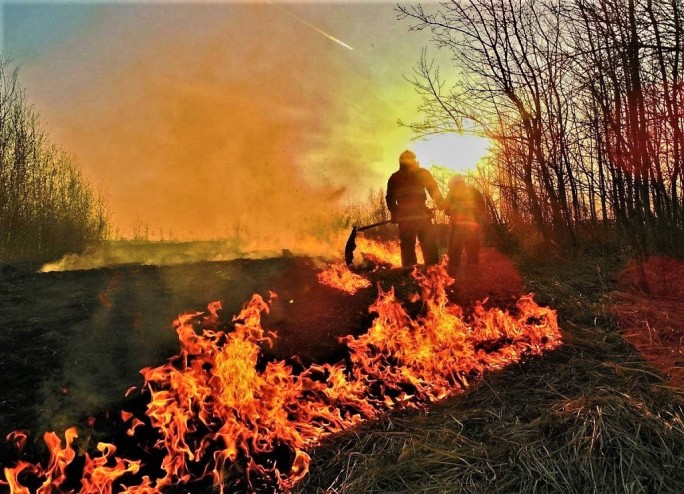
[[2, 260, 561, 492], [317, 263, 371, 294], [137, 295, 374, 490], [6, 432, 27, 454], [344, 266, 561, 403], [2, 428, 143, 494], [355, 237, 424, 268]]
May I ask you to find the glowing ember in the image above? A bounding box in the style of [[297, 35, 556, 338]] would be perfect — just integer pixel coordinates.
[[2, 261, 561, 492], [317, 263, 371, 294]]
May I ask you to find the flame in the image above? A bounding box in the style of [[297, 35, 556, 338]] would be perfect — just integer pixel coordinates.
[[126, 418, 145, 437], [80, 443, 142, 494], [2, 428, 144, 494], [355, 238, 424, 268], [344, 266, 561, 403], [6, 431, 27, 454], [2, 259, 561, 492], [137, 295, 374, 490], [317, 263, 371, 294]]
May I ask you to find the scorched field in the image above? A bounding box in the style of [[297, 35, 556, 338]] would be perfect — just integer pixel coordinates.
[[0, 241, 683, 493]]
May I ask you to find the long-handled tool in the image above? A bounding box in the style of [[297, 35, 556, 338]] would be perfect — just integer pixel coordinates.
[[344, 219, 394, 266]]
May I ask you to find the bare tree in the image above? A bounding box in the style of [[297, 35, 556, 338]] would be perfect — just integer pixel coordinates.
[[399, 0, 684, 254], [0, 58, 109, 262]]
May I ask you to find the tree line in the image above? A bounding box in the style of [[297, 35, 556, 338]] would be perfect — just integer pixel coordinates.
[[400, 0, 684, 255], [0, 58, 108, 263]]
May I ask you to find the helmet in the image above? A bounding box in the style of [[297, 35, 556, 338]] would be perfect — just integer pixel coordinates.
[[448, 173, 466, 189], [399, 150, 417, 168]]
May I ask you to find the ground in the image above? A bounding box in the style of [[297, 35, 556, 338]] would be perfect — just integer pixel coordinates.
[[0, 244, 682, 492], [299, 251, 684, 493], [612, 256, 684, 387], [0, 247, 523, 441]]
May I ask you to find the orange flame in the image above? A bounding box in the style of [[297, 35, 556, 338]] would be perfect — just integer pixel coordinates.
[[355, 237, 403, 267], [2, 427, 144, 494], [80, 443, 142, 494], [2, 259, 561, 492], [138, 294, 374, 490], [343, 265, 561, 403], [6, 431, 27, 454], [317, 263, 371, 294], [355, 238, 424, 268]]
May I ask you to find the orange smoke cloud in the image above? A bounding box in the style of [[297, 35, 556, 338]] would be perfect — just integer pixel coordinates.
[[22, 4, 394, 242]]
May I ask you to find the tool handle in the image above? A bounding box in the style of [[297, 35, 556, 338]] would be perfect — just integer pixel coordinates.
[[356, 219, 394, 232]]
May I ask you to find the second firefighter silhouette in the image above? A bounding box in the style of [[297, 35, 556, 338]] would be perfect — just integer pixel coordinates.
[[386, 150, 444, 268], [444, 174, 486, 272]]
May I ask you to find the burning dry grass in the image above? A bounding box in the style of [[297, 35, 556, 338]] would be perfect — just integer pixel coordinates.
[[296, 254, 684, 493], [301, 341, 684, 492], [132, 261, 559, 491], [38, 235, 344, 273], [2, 259, 560, 492], [612, 256, 684, 387], [5, 250, 683, 493], [355, 237, 412, 268], [317, 264, 371, 294]]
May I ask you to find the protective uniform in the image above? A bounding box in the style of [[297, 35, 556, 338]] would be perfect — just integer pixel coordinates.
[[386, 151, 443, 267], [444, 175, 486, 271]]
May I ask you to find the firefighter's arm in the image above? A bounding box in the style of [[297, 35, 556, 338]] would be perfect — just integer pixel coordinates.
[[422, 170, 446, 209], [442, 189, 453, 215], [385, 178, 398, 222]]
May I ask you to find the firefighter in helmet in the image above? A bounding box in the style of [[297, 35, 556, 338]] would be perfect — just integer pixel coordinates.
[[386, 150, 444, 268], [443, 173, 486, 273]]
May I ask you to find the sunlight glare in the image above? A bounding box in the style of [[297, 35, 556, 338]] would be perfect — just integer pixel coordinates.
[[412, 133, 490, 174]]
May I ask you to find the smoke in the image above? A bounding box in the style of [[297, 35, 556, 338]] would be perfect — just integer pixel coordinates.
[[38, 236, 344, 273], [20, 3, 397, 245]]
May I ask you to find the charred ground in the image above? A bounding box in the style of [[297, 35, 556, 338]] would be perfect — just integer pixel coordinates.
[[0, 246, 682, 493], [0, 247, 523, 441]]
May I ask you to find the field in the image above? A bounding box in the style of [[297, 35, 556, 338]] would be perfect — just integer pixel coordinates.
[[1, 241, 683, 492]]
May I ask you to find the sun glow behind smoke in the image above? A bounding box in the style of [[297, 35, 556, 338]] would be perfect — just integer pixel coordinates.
[[413, 133, 491, 174], [12, 3, 436, 244]]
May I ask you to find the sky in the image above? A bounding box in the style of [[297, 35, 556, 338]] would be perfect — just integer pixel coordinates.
[[2, 1, 490, 241]]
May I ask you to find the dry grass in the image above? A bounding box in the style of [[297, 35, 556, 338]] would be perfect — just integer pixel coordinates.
[[298, 336, 684, 493], [612, 256, 684, 388], [295, 253, 684, 493]]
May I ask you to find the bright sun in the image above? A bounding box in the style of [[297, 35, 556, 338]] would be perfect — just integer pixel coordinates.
[[412, 133, 491, 174]]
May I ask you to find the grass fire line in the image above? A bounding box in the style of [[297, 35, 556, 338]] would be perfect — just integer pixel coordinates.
[[2, 255, 562, 492]]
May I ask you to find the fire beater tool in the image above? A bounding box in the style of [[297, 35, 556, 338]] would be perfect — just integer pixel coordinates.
[[344, 219, 394, 266]]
